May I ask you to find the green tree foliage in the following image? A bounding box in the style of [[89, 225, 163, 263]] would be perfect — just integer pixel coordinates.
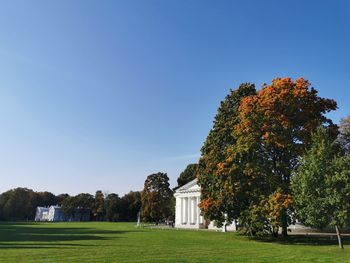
[[35, 191, 58, 207], [105, 193, 122, 221], [141, 172, 173, 223], [120, 191, 141, 221], [292, 127, 350, 249], [0, 188, 58, 221], [198, 83, 256, 225], [176, 163, 199, 188], [338, 116, 350, 154], [92, 190, 105, 221], [56, 193, 70, 205], [61, 193, 94, 220], [61, 196, 77, 218]]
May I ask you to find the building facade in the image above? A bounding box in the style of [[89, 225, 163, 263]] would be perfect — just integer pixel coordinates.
[[34, 205, 90, 222], [174, 179, 236, 231], [34, 207, 49, 221], [174, 179, 204, 229], [48, 205, 65, 221]]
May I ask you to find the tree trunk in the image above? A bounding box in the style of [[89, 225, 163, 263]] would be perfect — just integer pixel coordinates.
[[281, 226, 288, 237], [280, 208, 288, 237], [335, 225, 344, 249]]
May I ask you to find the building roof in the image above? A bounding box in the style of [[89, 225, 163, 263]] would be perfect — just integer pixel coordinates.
[[175, 178, 200, 194]]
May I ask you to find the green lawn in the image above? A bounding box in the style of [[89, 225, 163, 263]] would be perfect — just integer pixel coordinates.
[[0, 222, 349, 262]]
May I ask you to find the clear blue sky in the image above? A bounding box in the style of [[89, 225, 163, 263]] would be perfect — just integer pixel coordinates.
[[0, 0, 349, 195]]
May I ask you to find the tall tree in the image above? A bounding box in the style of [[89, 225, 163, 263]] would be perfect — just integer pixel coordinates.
[[233, 77, 337, 236], [92, 190, 105, 221], [176, 164, 199, 188], [198, 83, 256, 225], [198, 78, 337, 236], [291, 127, 350, 249], [141, 172, 173, 223]]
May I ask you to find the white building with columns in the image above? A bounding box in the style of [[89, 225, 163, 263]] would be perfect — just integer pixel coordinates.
[[174, 178, 236, 231], [174, 179, 204, 229], [174, 178, 238, 231], [174, 179, 309, 232]]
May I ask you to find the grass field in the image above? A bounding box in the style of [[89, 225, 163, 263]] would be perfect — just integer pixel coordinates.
[[0, 222, 349, 262]]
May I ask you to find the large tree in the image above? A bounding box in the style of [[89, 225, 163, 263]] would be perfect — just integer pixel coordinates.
[[198, 83, 257, 225], [198, 78, 337, 236], [141, 172, 173, 223], [234, 77, 337, 236], [291, 127, 350, 249], [176, 163, 199, 188]]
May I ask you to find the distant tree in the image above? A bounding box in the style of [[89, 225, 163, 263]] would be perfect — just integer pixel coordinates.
[[56, 194, 70, 205], [61, 196, 76, 219], [176, 164, 199, 188], [35, 191, 57, 207], [338, 116, 350, 154], [291, 127, 350, 249], [74, 193, 94, 209], [92, 190, 105, 221], [105, 193, 122, 222], [141, 172, 173, 223], [120, 191, 141, 221], [0, 188, 37, 220], [62, 193, 94, 220]]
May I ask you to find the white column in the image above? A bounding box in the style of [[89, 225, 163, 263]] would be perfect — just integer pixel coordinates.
[[188, 197, 191, 225], [196, 196, 200, 225], [182, 197, 186, 224], [185, 197, 189, 224], [180, 198, 183, 224], [190, 198, 194, 224], [198, 196, 203, 224], [193, 197, 197, 225]]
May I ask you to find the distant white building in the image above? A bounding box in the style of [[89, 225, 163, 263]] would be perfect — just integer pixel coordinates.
[[48, 205, 65, 222], [174, 179, 236, 231], [34, 205, 90, 222], [34, 207, 49, 221], [35, 205, 65, 222]]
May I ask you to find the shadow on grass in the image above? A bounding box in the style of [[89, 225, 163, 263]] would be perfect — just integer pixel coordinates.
[[252, 234, 350, 246], [0, 222, 142, 249], [0, 243, 93, 249]]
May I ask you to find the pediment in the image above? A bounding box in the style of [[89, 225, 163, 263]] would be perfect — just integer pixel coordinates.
[[176, 178, 200, 193]]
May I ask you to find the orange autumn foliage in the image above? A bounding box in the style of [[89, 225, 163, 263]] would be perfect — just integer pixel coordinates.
[[266, 191, 293, 222], [236, 77, 337, 152]]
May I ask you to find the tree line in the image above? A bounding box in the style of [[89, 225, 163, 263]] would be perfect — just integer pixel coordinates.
[[0, 171, 178, 223], [0, 188, 141, 222]]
